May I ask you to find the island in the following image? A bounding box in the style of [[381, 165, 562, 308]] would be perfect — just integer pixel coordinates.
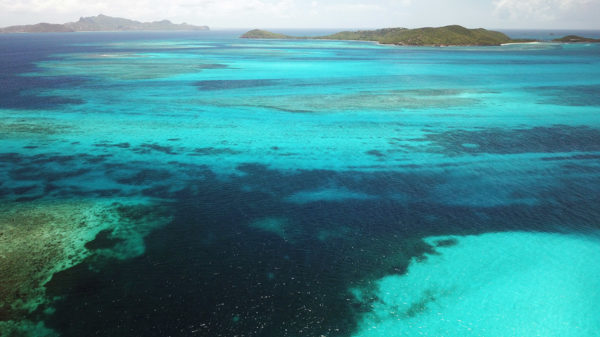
[[241, 25, 515, 46], [552, 35, 600, 43], [0, 14, 209, 33]]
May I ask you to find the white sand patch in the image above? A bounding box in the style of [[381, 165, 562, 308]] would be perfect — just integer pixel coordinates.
[[351, 231, 600, 337]]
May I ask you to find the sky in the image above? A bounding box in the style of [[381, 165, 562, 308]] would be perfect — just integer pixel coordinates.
[[1, 0, 599, 29]]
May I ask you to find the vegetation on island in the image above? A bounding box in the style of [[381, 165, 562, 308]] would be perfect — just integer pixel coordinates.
[[325, 26, 512, 46], [552, 35, 600, 43], [0, 14, 209, 33], [241, 29, 292, 39], [241, 25, 514, 46], [0, 23, 74, 33]]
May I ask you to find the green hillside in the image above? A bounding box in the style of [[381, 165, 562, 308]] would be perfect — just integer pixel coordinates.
[[240, 29, 293, 39], [241, 25, 513, 46], [552, 35, 600, 43]]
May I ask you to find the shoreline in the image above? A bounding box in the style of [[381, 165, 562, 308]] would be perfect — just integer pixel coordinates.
[[243, 37, 550, 48], [501, 41, 550, 46]]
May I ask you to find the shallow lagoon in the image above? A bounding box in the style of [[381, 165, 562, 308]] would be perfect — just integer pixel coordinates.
[[1, 30, 599, 336]]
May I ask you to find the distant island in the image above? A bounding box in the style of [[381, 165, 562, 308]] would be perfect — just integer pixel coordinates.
[[552, 35, 600, 43], [241, 26, 515, 46], [242, 26, 600, 46], [0, 14, 209, 33]]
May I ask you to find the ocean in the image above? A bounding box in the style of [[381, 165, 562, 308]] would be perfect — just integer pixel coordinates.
[[1, 30, 599, 337]]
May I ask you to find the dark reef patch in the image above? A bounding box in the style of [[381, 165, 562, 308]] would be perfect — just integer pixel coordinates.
[[81, 153, 113, 164], [89, 188, 126, 197], [85, 229, 124, 250], [405, 289, 438, 318], [366, 149, 385, 158], [191, 147, 242, 156], [141, 185, 174, 197], [529, 85, 600, 106], [425, 125, 600, 155], [10, 166, 91, 182], [134, 143, 177, 155], [94, 142, 131, 149], [541, 153, 600, 161], [30, 154, 77, 165], [0, 152, 135, 201], [0, 87, 84, 111], [115, 169, 173, 186], [560, 163, 600, 173], [11, 185, 38, 195], [234, 163, 448, 200], [434, 238, 458, 247], [0, 153, 24, 163], [14, 195, 44, 202], [196, 79, 281, 91]]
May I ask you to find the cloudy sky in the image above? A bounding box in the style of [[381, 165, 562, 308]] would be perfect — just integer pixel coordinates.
[[1, 0, 599, 29]]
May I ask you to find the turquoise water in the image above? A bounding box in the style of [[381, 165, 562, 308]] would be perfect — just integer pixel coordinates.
[[1, 30, 599, 336]]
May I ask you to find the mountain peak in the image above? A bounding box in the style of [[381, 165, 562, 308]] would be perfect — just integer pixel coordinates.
[[1, 14, 209, 33]]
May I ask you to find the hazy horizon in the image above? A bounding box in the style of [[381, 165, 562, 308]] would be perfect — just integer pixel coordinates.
[[3, 19, 600, 32], [1, 0, 599, 30]]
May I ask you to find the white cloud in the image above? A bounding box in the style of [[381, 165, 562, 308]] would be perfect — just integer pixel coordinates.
[[0, 0, 598, 29], [0, 0, 304, 26], [0, 0, 107, 14], [493, 0, 594, 21]]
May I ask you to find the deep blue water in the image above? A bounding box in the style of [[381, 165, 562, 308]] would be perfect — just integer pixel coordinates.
[[0, 30, 599, 337]]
